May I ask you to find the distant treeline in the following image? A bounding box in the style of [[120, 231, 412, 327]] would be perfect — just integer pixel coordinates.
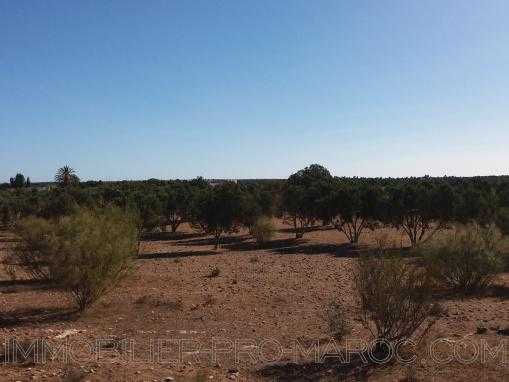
[[2, 166, 509, 248]]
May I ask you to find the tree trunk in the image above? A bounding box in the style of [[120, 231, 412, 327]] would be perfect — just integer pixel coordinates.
[[214, 233, 221, 250], [293, 216, 300, 238]]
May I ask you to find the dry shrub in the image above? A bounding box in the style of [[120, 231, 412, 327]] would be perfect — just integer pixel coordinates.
[[3, 260, 18, 281], [249, 217, 275, 244], [207, 266, 221, 278], [10, 217, 54, 280], [373, 230, 392, 251], [420, 224, 505, 293], [326, 301, 350, 341], [13, 207, 137, 311], [355, 254, 435, 343]]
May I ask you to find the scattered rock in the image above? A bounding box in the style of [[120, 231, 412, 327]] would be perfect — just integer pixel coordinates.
[[227, 369, 240, 380], [54, 329, 79, 340], [497, 327, 509, 336]]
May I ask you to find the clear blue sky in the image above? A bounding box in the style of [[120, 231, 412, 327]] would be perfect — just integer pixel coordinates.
[[1, 0, 508, 181]]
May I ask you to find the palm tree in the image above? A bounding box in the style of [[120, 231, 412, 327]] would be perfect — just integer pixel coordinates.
[[55, 165, 80, 186]]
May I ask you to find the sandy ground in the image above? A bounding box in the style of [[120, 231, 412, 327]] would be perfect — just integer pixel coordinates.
[[1, 222, 508, 381]]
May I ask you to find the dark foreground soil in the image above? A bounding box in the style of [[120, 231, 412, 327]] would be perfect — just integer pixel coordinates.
[[1, 222, 508, 381]]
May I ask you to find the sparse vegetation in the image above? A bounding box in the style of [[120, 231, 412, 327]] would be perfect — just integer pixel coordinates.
[[355, 254, 435, 343], [1, 165, 509, 380], [249, 216, 276, 244], [325, 301, 351, 341], [10, 216, 55, 280], [207, 266, 221, 278], [420, 224, 505, 293]]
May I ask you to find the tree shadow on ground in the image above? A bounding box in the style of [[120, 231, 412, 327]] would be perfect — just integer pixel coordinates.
[[257, 349, 384, 381], [142, 231, 205, 242], [270, 242, 369, 257], [0, 279, 55, 293], [175, 235, 250, 247], [224, 238, 370, 258], [139, 250, 218, 260], [277, 225, 335, 235], [488, 284, 509, 299], [0, 307, 77, 329], [429, 284, 509, 302], [224, 238, 307, 252]]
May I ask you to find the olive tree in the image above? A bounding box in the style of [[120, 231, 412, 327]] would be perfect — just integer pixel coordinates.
[[162, 183, 191, 232], [190, 182, 246, 249], [281, 164, 333, 238], [326, 181, 382, 245], [385, 182, 455, 247]]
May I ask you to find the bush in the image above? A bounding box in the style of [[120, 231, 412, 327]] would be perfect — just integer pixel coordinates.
[[207, 266, 221, 278], [249, 217, 276, 244], [13, 208, 137, 310], [420, 224, 505, 293], [355, 254, 434, 343], [10, 216, 54, 280], [325, 301, 350, 341]]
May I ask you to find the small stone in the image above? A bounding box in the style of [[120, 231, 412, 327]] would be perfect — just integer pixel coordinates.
[[497, 327, 509, 336]]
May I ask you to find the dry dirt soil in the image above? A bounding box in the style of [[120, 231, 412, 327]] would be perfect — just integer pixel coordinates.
[[1, 222, 508, 382]]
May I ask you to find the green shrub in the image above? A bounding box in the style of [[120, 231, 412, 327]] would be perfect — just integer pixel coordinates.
[[420, 224, 505, 293], [355, 254, 434, 343], [11, 216, 54, 280], [249, 217, 276, 244], [14, 208, 137, 310]]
